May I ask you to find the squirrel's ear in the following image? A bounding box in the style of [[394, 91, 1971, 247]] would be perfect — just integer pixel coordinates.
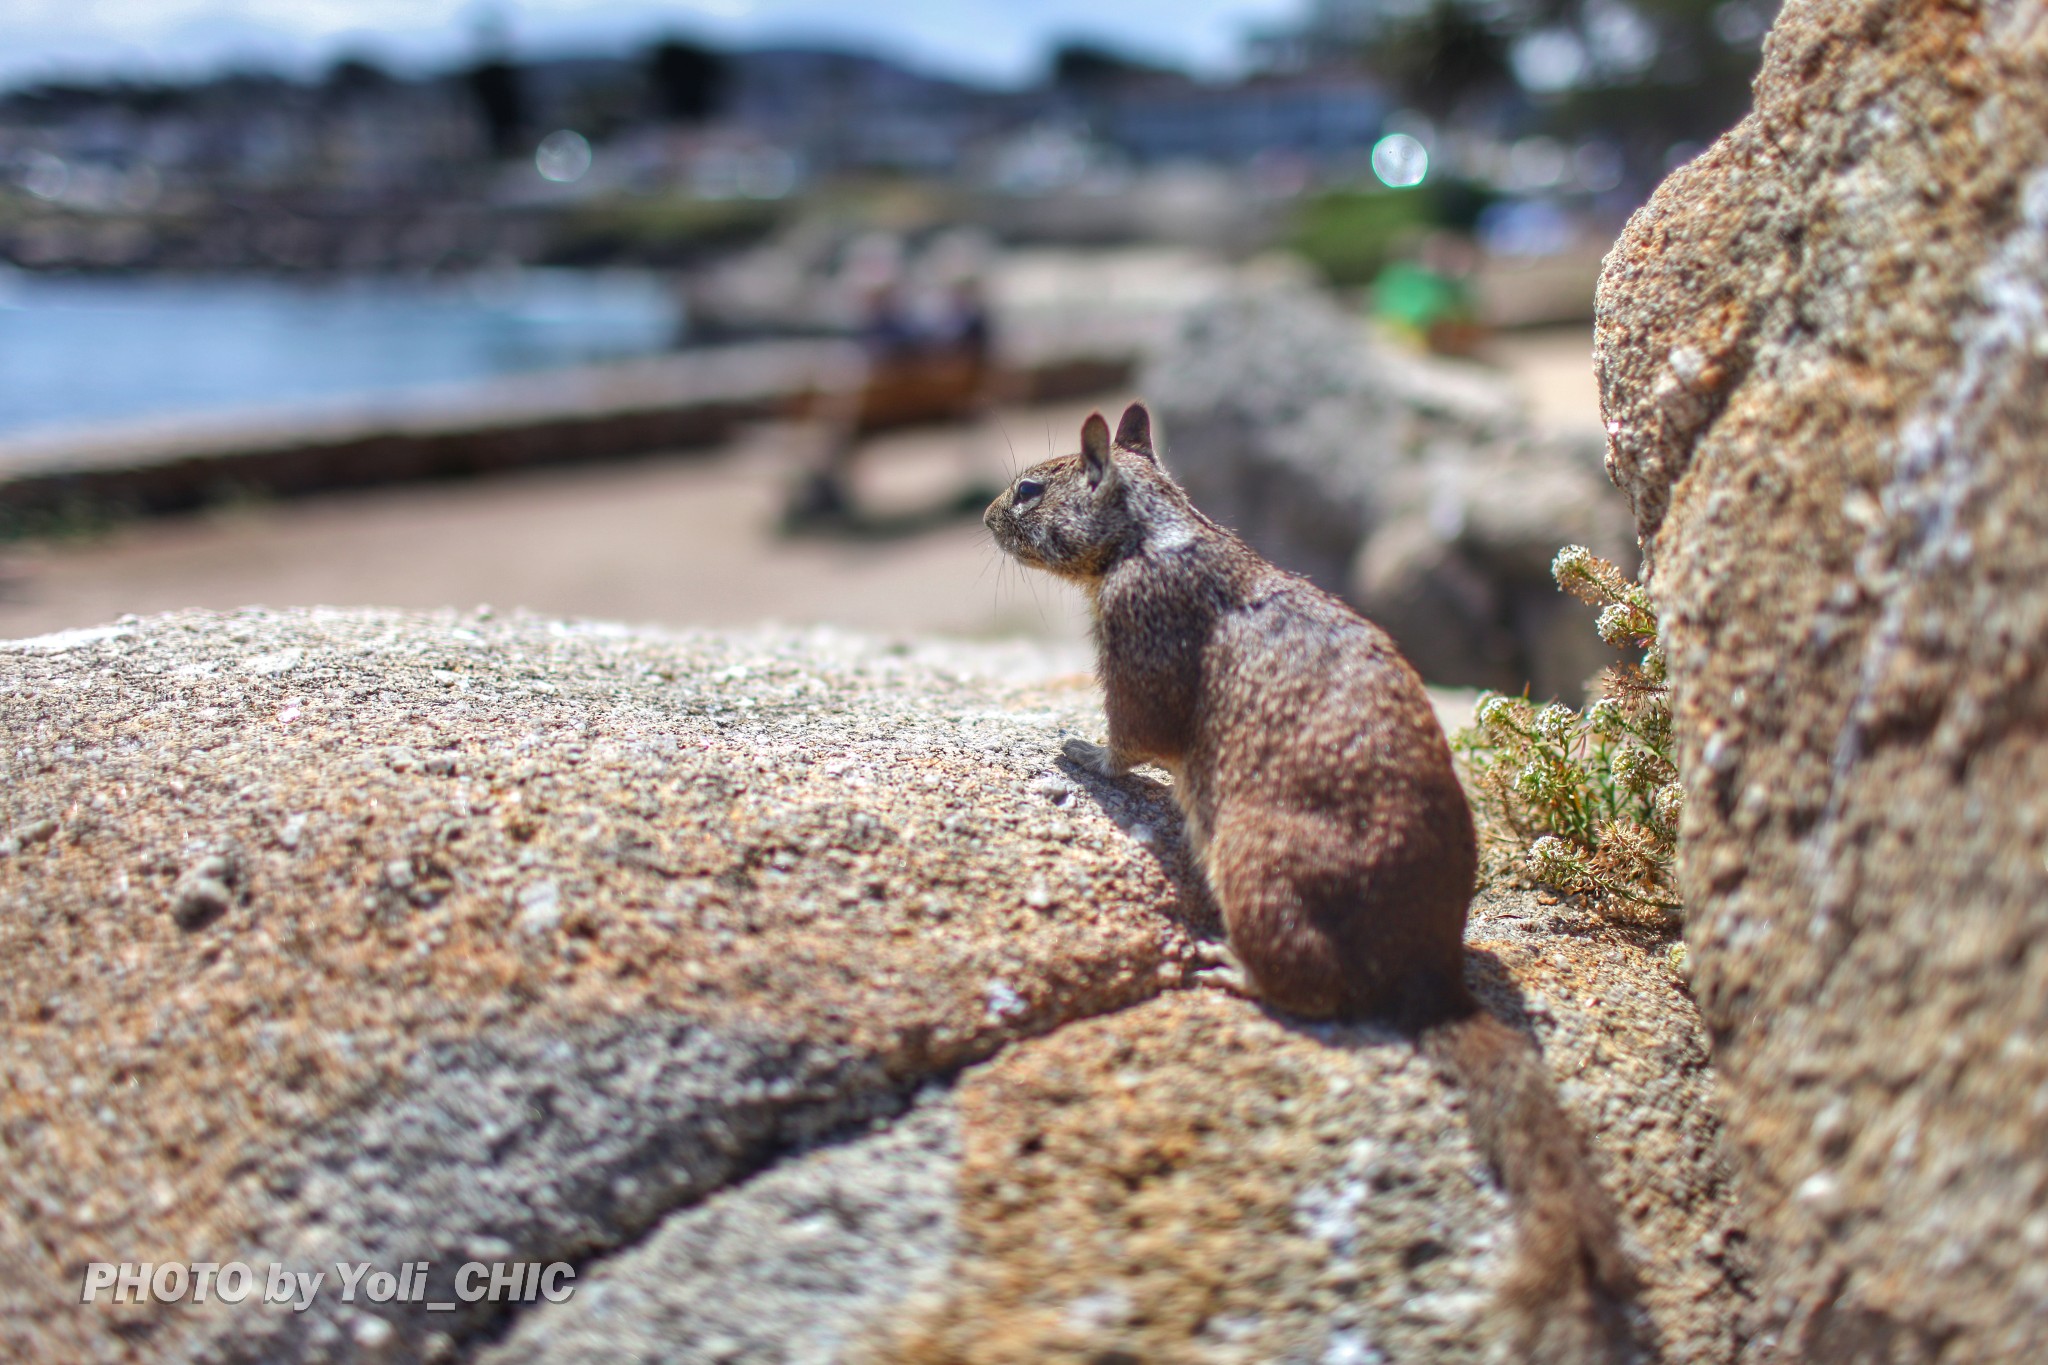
[[1080, 412, 1118, 492], [1114, 402, 1153, 458]]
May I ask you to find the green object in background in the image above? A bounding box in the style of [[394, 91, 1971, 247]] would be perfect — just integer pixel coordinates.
[[1287, 180, 1495, 288], [1371, 260, 1475, 336], [545, 193, 785, 266], [1287, 188, 1434, 287]]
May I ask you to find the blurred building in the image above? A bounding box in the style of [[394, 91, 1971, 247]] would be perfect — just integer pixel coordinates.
[[0, 31, 1407, 273], [721, 48, 1012, 177], [1090, 74, 1385, 166]]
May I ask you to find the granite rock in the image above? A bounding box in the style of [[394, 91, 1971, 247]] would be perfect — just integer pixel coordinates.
[[1, 609, 1740, 1362], [1595, 1, 2048, 1357], [1145, 285, 1636, 701], [0, 610, 1191, 1363]]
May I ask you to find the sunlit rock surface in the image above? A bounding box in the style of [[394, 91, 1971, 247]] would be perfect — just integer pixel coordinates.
[[2, 610, 1739, 1362], [1595, 1, 2048, 1358]]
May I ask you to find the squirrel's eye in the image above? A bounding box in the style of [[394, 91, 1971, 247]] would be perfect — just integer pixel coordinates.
[[1015, 478, 1045, 504]]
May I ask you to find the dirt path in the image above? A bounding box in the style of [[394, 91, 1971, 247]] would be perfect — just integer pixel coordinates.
[[0, 399, 1113, 644], [0, 326, 1597, 645], [1483, 325, 1604, 440]]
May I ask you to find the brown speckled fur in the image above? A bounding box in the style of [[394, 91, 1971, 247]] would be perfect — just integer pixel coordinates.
[[986, 404, 1642, 1362]]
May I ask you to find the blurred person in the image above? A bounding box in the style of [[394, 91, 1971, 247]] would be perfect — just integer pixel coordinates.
[[780, 247, 1000, 533], [1371, 229, 1485, 357]]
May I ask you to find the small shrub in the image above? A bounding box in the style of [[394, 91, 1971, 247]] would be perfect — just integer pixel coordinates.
[[1455, 545, 1682, 922], [1287, 179, 1497, 287], [1288, 187, 1437, 287]]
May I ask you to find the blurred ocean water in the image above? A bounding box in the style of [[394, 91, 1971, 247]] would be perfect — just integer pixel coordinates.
[[0, 268, 685, 438]]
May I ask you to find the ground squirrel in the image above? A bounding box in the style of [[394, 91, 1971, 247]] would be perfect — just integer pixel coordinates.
[[986, 403, 1640, 1361]]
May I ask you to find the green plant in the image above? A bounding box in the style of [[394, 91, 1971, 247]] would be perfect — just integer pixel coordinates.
[[1288, 187, 1436, 287], [1455, 545, 1682, 921], [541, 193, 784, 267], [1286, 180, 1496, 288]]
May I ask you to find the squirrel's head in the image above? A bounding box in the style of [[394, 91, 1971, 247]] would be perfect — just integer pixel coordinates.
[[984, 402, 1198, 584]]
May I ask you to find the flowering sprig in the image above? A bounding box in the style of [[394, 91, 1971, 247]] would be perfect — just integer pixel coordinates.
[[1455, 546, 1682, 922]]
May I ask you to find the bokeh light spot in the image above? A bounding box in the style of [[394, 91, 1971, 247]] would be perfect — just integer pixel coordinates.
[[535, 130, 592, 184], [1370, 133, 1429, 189]]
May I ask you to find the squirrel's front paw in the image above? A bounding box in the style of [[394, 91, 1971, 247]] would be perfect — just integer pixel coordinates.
[[1194, 961, 1256, 999], [1190, 941, 1257, 998], [1061, 736, 1127, 778]]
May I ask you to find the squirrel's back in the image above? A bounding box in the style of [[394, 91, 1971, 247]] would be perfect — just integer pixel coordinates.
[[1141, 568, 1478, 1020]]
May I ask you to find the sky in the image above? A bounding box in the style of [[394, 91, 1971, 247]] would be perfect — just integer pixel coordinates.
[[1, 0, 1306, 91]]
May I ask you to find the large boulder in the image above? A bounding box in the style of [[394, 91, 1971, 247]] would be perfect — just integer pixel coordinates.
[[1595, 1, 2048, 1358], [2, 610, 1739, 1362], [1144, 286, 1637, 701]]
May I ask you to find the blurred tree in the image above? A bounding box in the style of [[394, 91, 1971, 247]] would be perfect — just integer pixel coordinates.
[[1541, 0, 1775, 171], [325, 55, 393, 96], [648, 39, 730, 123], [1362, 2, 1517, 122], [466, 59, 524, 157], [467, 58, 525, 157], [464, 8, 526, 158], [1319, 0, 1777, 176], [1049, 41, 1183, 91]]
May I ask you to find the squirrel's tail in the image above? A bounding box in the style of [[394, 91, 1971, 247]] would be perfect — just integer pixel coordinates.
[[1421, 1008, 1646, 1364]]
